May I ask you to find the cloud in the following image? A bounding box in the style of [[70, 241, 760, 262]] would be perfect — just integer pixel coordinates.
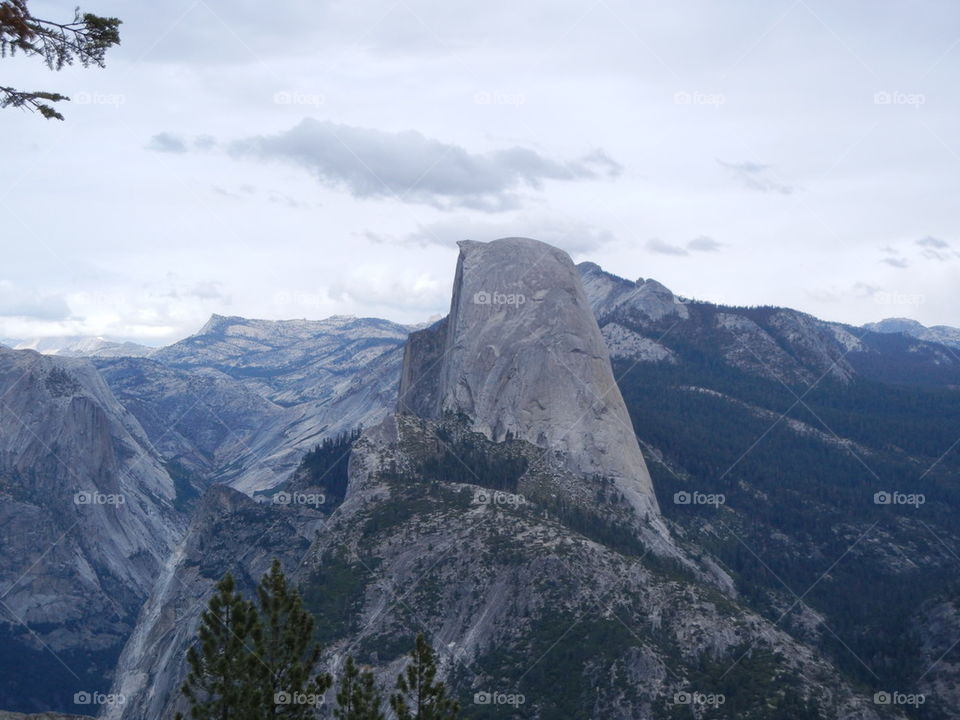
[[0, 283, 71, 320], [881, 257, 909, 269], [159, 275, 228, 301], [687, 235, 723, 252], [717, 160, 795, 195], [576, 149, 624, 178], [147, 132, 188, 153], [639, 236, 724, 257], [917, 236, 949, 249], [646, 238, 688, 256], [194, 135, 218, 150], [326, 265, 449, 313], [916, 235, 956, 261], [385, 215, 617, 255], [853, 282, 882, 298], [226, 119, 620, 211]]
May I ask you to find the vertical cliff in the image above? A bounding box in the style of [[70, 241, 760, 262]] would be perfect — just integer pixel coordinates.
[[399, 237, 659, 520]]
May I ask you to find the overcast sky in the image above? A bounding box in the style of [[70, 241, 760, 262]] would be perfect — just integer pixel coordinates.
[[2, 0, 959, 345]]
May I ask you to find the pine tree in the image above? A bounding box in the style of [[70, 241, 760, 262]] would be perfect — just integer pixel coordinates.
[[1, 0, 122, 119], [390, 634, 459, 720], [251, 559, 332, 717], [178, 573, 261, 720], [334, 656, 385, 720]]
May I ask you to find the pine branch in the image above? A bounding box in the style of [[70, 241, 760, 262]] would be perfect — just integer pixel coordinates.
[[1, 0, 121, 119], [0, 84, 67, 119]]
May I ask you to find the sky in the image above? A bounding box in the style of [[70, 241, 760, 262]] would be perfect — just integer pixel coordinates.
[[2, 0, 959, 345]]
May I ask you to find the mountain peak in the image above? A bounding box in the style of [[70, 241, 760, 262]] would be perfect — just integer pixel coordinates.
[[399, 237, 660, 519], [195, 313, 241, 335], [866, 317, 927, 332], [577, 261, 689, 322], [864, 317, 960, 349]]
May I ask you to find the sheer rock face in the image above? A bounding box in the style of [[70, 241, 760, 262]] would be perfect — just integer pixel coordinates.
[[0, 348, 185, 712], [399, 237, 659, 518]]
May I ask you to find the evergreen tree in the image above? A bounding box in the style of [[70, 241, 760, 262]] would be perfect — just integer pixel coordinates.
[[390, 634, 459, 720], [334, 656, 385, 720], [252, 559, 331, 718], [178, 573, 261, 720], [0, 0, 121, 119]]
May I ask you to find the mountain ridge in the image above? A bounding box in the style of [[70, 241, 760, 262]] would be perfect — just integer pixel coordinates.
[[1, 242, 958, 717], [102, 239, 912, 720]]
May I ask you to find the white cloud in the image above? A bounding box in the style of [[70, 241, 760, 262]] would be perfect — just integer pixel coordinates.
[[2, 0, 960, 334], [0, 283, 71, 320], [399, 215, 616, 255], [717, 160, 795, 195]]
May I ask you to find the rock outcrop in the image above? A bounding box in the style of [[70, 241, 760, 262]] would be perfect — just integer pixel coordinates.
[[103, 315, 410, 494], [0, 348, 185, 713], [399, 238, 659, 520]]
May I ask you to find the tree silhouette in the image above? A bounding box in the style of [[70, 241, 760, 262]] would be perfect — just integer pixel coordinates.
[[390, 634, 459, 720], [0, 0, 121, 119], [334, 656, 385, 720], [252, 559, 332, 718], [177, 573, 261, 720]]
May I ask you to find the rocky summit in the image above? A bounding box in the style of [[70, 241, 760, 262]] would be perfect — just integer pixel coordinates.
[[399, 238, 660, 523]]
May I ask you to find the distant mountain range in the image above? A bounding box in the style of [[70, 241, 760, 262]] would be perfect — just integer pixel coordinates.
[[8, 311, 960, 359], [863, 317, 960, 349], [10, 337, 154, 358]]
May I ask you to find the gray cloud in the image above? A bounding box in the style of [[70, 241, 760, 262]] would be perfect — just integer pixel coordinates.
[[853, 282, 883, 297], [194, 135, 218, 151], [384, 216, 616, 255], [161, 279, 227, 300], [646, 238, 689, 256], [226, 119, 619, 211], [0, 284, 71, 320], [882, 257, 909, 269], [917, 236, 949, 249], [147, 132, 188, 154], [718, 160, 795, 195], [688, 235, 723, 252], [643, 236, 724, 256], [916, 235, 956, 261]]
